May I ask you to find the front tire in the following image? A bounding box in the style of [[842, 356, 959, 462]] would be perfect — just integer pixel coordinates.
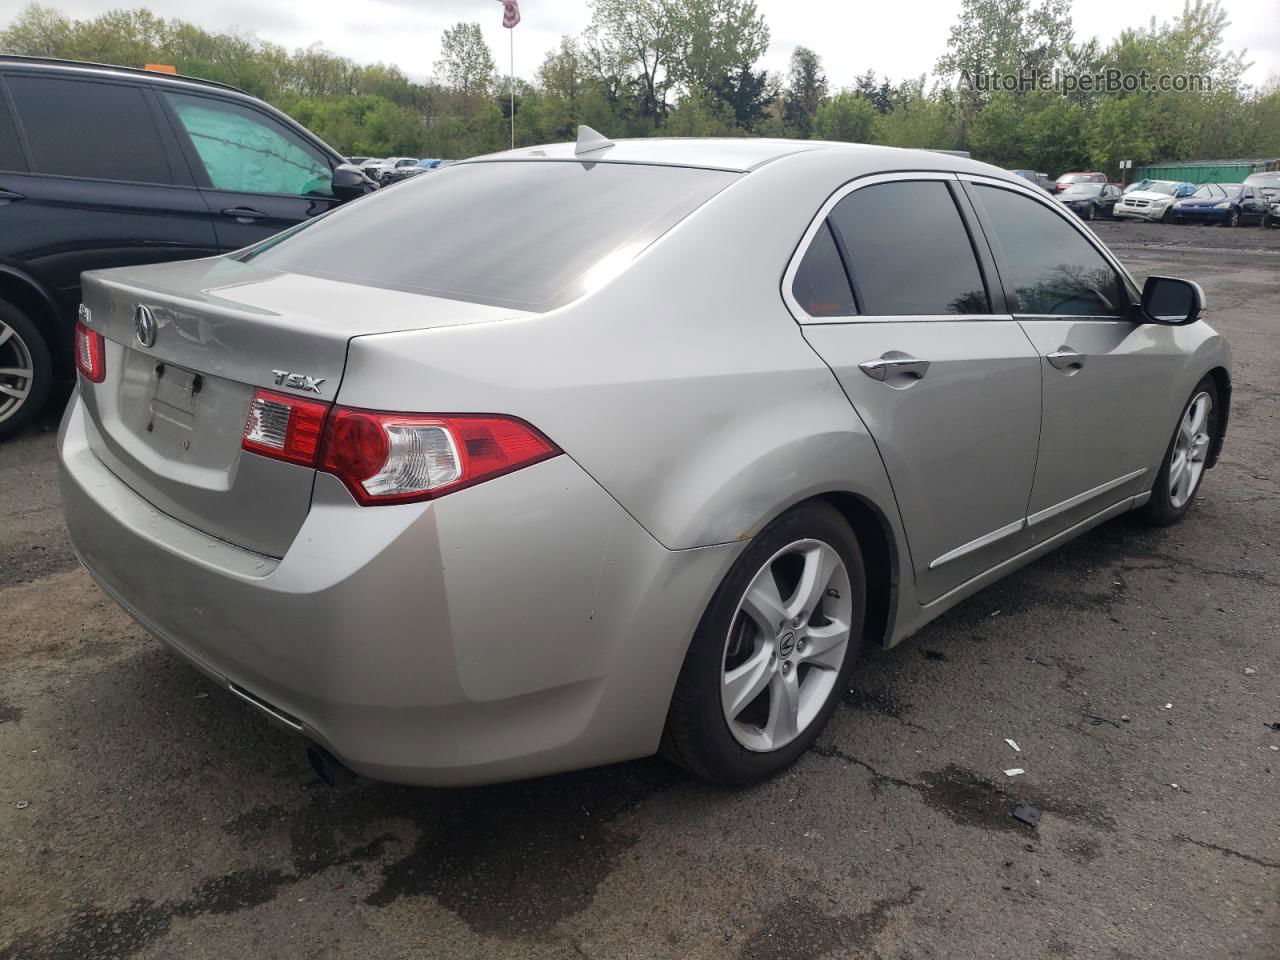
[[0, 299, 52, 441], [1224, 210, 1239, 227], [1140, 376, 1219, 526], [661, 501, 866, 785]]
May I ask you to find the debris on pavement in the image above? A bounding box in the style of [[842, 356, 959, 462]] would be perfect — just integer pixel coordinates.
[[13, 801, 29, 810], [1012, 804, 1040, 828], [1243, 667, 1256, 675], [1269, 722, 1280, 732], [1084, 714, 1120, 728], [1162, 703, 1173, 710], [1121, 715, 1131, 722], [1004, 768, 1025, 777], [1005, 739, 1021, 752]]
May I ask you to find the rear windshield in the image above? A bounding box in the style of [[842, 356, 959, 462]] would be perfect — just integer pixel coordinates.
[[243, 160, 738, 311]]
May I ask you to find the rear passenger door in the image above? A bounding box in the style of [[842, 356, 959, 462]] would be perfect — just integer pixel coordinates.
[[157, 90, 342, 252], [788, 174, 1042, 605], [0, 70, 218, 319], [963, 177, 1176, 542]]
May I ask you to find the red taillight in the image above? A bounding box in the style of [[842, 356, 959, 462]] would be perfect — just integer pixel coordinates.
[[74, 322, 105, 383], [241, 390, 329, 466], [321, 409, 559, 505], [240, 394, 559, 505]]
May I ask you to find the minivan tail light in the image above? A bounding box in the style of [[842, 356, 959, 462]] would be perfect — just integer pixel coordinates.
[[74, 322, 105, 383], [241, 389, 328, 466], [321, 409, 560, 505]]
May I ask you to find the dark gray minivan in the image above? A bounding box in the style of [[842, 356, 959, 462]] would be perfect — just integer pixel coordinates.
[[0, 56, 373, 438]]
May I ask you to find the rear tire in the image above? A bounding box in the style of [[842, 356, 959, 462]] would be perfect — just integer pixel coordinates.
[[661, 501, 867, 785], [0, 299, 52, 442], [1139, 375, 1219, 526]]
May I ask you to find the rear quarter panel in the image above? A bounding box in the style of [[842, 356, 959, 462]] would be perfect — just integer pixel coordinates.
[[337, 149, 909, 554]]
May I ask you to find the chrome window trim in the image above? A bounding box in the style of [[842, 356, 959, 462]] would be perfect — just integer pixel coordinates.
[[956, 172, 1143, 315], [782, 171, 996, 326]]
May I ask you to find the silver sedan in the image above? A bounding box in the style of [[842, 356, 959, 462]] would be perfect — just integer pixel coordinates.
[[59, 134, 1231, 786]]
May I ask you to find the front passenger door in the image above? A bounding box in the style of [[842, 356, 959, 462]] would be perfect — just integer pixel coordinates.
[[789, 175, 1042, 605], [159, 90, 342, 252], [965, 179, 1178, 541]]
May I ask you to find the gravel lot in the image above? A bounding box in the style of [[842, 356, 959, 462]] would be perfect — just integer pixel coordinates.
[[2, 220, 1278, 960]]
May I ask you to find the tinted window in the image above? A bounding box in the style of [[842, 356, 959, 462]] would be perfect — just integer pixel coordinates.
[[0, 88, 24, 171], [164, 92, 333, 197], [827, 180, 989, 316], [791, 222, 854, 317], [7, 75, 172, 183], [244, 161, 737, 311], [973, 184, 1126, 317]]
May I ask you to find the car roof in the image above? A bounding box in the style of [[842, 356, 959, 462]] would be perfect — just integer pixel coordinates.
[[470, 137, 993, 175], [0, 55, 248, 95]]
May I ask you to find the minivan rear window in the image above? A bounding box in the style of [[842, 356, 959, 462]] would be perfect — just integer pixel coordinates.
[[243, 160, 738, 311]]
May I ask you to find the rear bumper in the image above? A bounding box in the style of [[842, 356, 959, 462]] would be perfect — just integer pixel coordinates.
[[58, 393, 741, 785]]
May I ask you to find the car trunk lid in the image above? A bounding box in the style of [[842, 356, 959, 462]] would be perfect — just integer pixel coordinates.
[[77, 257, 525, 556]]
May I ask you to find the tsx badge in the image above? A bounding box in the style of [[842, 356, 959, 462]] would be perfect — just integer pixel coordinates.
[[271, 369, 326, 394]]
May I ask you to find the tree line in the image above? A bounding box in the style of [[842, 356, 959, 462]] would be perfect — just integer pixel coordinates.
[[1, 0, 1276, 177]]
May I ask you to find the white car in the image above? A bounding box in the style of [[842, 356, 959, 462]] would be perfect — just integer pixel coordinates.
[[1114, 181, 1194, 223]]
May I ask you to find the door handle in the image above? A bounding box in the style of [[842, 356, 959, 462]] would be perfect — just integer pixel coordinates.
[[859, 354, 931, 382], [1046, 347, 1086, 372], [221, 207, 268, 223], [0, 189, 26, 203]]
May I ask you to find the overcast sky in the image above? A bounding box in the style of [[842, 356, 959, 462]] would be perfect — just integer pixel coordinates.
[[28, 0, 1280, 90]]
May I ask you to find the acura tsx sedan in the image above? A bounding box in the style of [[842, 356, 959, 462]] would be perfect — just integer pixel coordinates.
[[59, 132, 1231, 787]]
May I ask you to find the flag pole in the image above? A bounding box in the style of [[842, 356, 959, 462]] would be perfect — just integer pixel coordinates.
[[509, 28, 515, 149]]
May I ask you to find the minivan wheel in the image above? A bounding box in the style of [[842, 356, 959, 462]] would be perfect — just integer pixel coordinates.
[[661, 502, 866, 785], [0, 300, 52, 441], [1139, 375, 1219, 526]]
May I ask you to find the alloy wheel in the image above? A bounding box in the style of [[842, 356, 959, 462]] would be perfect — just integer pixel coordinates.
[[721, 539, 852, 752], [1169, 391, 1212, 509], [0, 319, 35, 425]]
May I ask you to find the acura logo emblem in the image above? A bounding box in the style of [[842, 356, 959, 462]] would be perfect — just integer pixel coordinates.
[[134, 305, 157, 348]]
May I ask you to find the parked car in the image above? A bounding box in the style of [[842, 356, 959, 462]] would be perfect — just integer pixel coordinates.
[[379, 158, 429, 185], [1172, 183, 1270, 226], [1265, 201, 1280, 228], [1056, 182, 1123, 220], [360, 158, 394, 181], [346, 156, 371, 166], [1054, 171, 1106, 193], [1114, 180, 1197, 222], [365, 157, 418, 184], [1242, 171, 1280, 204], [59, 136, 1230, 788], [1011, 169, 1054, 192], [0, 56, 376, 439]]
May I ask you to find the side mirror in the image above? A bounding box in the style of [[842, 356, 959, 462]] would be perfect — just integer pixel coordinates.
[[1141, 276, 1204, 325], [332, 163, 375, 201]]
